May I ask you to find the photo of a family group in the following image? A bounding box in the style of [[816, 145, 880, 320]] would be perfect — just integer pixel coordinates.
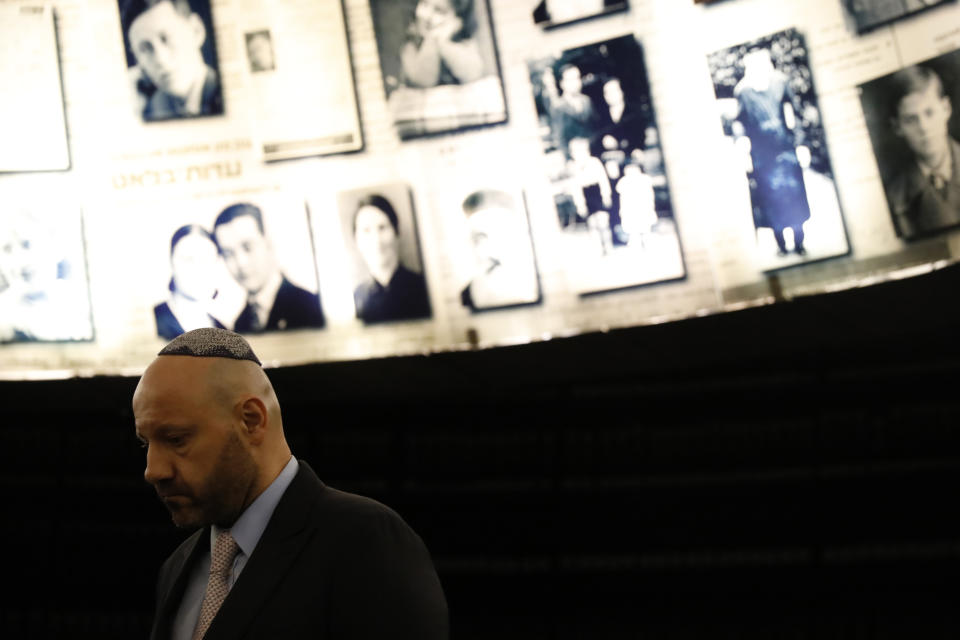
[[529, 35, 685, 295], [708, 28, 849, 272]]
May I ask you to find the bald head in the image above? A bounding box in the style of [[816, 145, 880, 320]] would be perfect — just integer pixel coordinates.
[[133, 330, 290, 528]]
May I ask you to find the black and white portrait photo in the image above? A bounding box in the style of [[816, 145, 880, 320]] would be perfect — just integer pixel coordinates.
[[147, 197, 324, 340], [859, 50, 960, 239], [337, 184, 432, 324], [528, 35, 685, 295], [245, 29, 276, 73], [843, 0, 952, 33], [532, 0, 629, 28], [708, 29, 849, 271], [117, 0, 223, 122], [368, 0, 506, 139], [459, 189, 541, 311], [0, 207, 93, 344]]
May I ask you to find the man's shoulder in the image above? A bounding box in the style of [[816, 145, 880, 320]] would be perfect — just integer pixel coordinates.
[[276, 276, 319, 304]]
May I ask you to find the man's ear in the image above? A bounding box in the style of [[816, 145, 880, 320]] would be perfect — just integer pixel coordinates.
[[188, 13, 206, 49], [238, 397, 268, 444], [942, 95, 952, 120]]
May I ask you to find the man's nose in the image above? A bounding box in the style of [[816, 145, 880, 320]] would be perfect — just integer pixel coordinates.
[[143, 445, 173, 485]]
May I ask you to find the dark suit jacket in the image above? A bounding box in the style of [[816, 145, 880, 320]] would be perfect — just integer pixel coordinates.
[[154, 302, 225, 341], [234, 276, 326, 333], [149, 461, 447, 640], [885, 137, 960, 240]]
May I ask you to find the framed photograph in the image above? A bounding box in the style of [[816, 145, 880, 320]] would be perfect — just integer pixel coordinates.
[[0, 5, 70, 172], [244, 1, 364, 161], [456, 189, 541, 312], [141, 195, 325, 339], [117, 0, 224, 122], [859, 49, 960, 240], [528, 35, 685, 295], [0, 207, 93, 344], [368, 0, 506, 139], [245, 29, 275, 73], [707, 28, 849, 271], [843, 0, 953, 34], [532, 0, 629, 29], [336, 184, 432, 324]]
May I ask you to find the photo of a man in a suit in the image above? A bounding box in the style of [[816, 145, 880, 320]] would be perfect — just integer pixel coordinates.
[[119, 0, 224, 121], [213, 203, 325, 333], [134, 328, 448, 639], [882, 65, 960, 239]]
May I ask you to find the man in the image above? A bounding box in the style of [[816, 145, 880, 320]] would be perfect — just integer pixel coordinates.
[[553, 64, 599, 150], [883, 65, 960, 239], [133, 328, 448, 639], [213, 203, 325, 333], [459, 189, 540, 311], [121, 0, 223, 121]]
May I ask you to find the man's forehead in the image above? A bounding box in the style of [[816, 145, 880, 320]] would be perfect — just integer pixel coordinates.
[[898, 84, 944, 114], [130, 2, 184, 32]]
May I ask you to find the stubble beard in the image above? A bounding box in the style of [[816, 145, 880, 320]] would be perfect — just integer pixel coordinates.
[[166, 429, 258, 530]]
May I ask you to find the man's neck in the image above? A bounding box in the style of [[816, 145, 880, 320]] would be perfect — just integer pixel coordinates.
[[370, 259, 399, 287]]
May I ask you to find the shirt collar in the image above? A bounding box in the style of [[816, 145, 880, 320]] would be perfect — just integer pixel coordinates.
[[918, 147, 953, 183], [211, 456, 299, 559]]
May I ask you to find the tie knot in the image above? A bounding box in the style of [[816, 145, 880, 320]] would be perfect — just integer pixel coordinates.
[[211, 530, 239, 575]]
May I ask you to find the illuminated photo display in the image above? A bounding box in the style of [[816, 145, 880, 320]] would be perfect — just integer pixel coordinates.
[[117, 0, 224, 122], [0, 206, 93, 344], [368, 0, 507, 139], [708, 28, 849, 271], [859, 48, 960, 240], [529, 35, 686, 295]]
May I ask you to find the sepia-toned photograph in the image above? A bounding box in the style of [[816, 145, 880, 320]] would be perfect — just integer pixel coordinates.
[[148, 197, 325, 340], [458, 189, 541, 312], [337, 184, 432, 324], [245, 29, 276, 73], [859, 49, 960, 240], [532, 0, 629, 28], [708, 28, 849, 271], [528, 35, 685, 295], [0, 207, 93, 344], [842, 0, 953, 33], [368, 0, 507, 139], [117, 0, 224, 122]]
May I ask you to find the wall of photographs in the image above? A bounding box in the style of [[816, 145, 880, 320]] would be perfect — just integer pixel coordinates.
[[2, 0, 959, 378]]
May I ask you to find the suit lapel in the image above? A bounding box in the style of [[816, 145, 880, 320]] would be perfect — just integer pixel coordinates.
[[151, 529, 208, 640], [202, 462, 324, 640]]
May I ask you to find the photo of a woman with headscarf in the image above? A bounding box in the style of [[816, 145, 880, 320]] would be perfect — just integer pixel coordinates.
[[340, 189, 432, 325]]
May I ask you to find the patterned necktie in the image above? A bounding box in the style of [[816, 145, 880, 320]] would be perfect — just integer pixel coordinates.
[[246, 301, 263, 332], [192, 530, 240, 640]]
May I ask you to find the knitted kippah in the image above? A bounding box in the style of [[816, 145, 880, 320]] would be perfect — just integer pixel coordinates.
[[158, 328, 262, 365]]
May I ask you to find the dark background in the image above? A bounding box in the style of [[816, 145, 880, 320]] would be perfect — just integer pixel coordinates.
[[2, 263, 960, 638]]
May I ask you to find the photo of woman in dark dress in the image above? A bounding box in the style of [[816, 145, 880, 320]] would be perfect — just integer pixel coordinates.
[[350, 195, 432, 325]]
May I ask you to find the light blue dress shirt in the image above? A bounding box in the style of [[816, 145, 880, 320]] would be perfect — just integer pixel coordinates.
[[170, 456, 300, 640]]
